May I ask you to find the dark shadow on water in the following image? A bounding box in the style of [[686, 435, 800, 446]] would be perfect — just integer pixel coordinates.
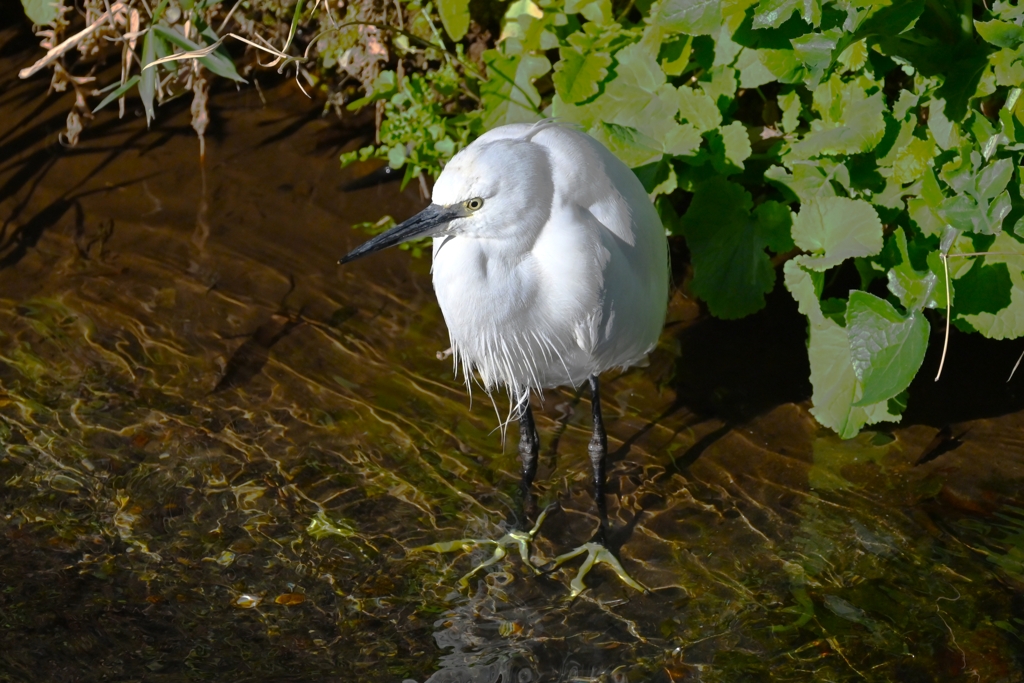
[[669, 422, 733, 472], [904, 317, 1024, 426], [671, 283, 811, 421]]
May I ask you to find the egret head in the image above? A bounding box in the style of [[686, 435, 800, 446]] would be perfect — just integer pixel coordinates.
[[339, 137, 553, 264]]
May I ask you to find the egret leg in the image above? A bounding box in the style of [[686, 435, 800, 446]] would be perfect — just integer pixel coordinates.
[[587, 375, 609, 525], [411, 401, 552, 589], [548, 375, 648, 598], [518, 402, 540, 502]]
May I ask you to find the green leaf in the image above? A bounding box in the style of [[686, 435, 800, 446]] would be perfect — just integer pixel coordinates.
[[952, 232, 1024, 340], [140, 30, 158, 126], [553, 47, 612, 104], [677, 86, 722, 133], [938, 195, 980, 232], [659, 35, 693, 76], [438, 0, 471, 41], [555, 43, 690, 160], [150, 25, 245, 83], [752, 0, 799, 30], [482, 49, 547, 127], [925, 97, 960, 149], [954, 260, 1013, 316], [735, 49, 775, 88], [765, 164, 836, 204], [681, 177, 776, 318], [22, 0, 61, 25], [976, 19, 1024, 49], [761, 49, 807, 84], [346, 71, 397, 110], [580, 0, 614, 23], [92, 75, 141, 114], [594, 123, 663, 167], [992, 47, 1024, 87], [846, 291, 930, 406], [877, 119, 915, 166], [790, 92, 885, 158], [837, 40, 868, 72], [985, 190, 1014, 233], [649, 0, 722, 36], [708, 121, 751, 173], [783, 259, 825, 326], [791, 29, 840, 85], [634, 157, 674, 194], [806, 294, 901, 437], [695, 66, 737, 109], [887, 229, 938, 312], [792, 196, 884, 270], [975, 157, 1014, 200], [893, 90, 920, 121], [755, 200, 796, 254], [778, 90, 801, 132], [853, 0, 925, 39], [890, 136, 937, 184], [387, 145, 407, 169], [664, 123, 702, 156]]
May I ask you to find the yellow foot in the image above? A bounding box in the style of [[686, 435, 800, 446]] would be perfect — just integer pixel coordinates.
[[549, 542, 649, 598], [413, 506, 553, 589]]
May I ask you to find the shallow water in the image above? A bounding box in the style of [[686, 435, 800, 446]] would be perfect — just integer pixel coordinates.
[[2, 19, 1024, 683]]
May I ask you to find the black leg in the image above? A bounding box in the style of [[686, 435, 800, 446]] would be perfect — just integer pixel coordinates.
[[517, 401, 540, 504], [545, 375, 649, 595], [588, 375, 608, 524]]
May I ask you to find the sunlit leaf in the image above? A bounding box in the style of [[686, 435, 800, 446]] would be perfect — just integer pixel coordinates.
[[594, 122, 662, 167], [957, 234, 1024, 339], [792, 196, 883, 270], [21, 0, 61, 25], [553, 47, 612, 104], [437, 0, 471, 41], [677, 86, 721, 133], [785, 261, 901, 437], [890, 136, 937, 184], [761, 49, 807, 84], [846, 291, 929, 406], [790, 92, 885, 158], [481, 49, 547, 127], [791, 29, 840, 85], [887, 229, 938, 312], [650, 0, 722, 36], [976, 19, 1024, 49], [752, 0, 799, 30], [975, 157, 1014, 200]]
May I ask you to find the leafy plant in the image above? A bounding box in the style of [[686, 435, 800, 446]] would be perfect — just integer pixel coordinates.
[[344, 0, 1024, 437], [19, 0, 1024, 436]]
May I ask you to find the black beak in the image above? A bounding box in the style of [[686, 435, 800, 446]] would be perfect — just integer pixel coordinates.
[[339, 203, 458, 264]]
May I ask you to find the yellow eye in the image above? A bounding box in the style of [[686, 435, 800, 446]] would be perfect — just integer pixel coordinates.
[[465, 197, 484, 211]]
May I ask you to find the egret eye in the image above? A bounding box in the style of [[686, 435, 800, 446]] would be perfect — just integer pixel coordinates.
[[465, 197, 484, 212]]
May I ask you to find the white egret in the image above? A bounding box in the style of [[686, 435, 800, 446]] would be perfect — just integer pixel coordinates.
[[340, 120, 669, 595]]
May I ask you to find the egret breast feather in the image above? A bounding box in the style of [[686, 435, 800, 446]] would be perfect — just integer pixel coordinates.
[[429, 122, 668, 402]]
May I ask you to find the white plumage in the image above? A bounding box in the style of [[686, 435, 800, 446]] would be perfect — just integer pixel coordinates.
[[340, 120, 670, 594], [428, 121, 669, 408]]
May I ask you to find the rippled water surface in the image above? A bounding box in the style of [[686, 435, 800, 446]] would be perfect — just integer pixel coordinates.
[[3, 20, 1024, 683]]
